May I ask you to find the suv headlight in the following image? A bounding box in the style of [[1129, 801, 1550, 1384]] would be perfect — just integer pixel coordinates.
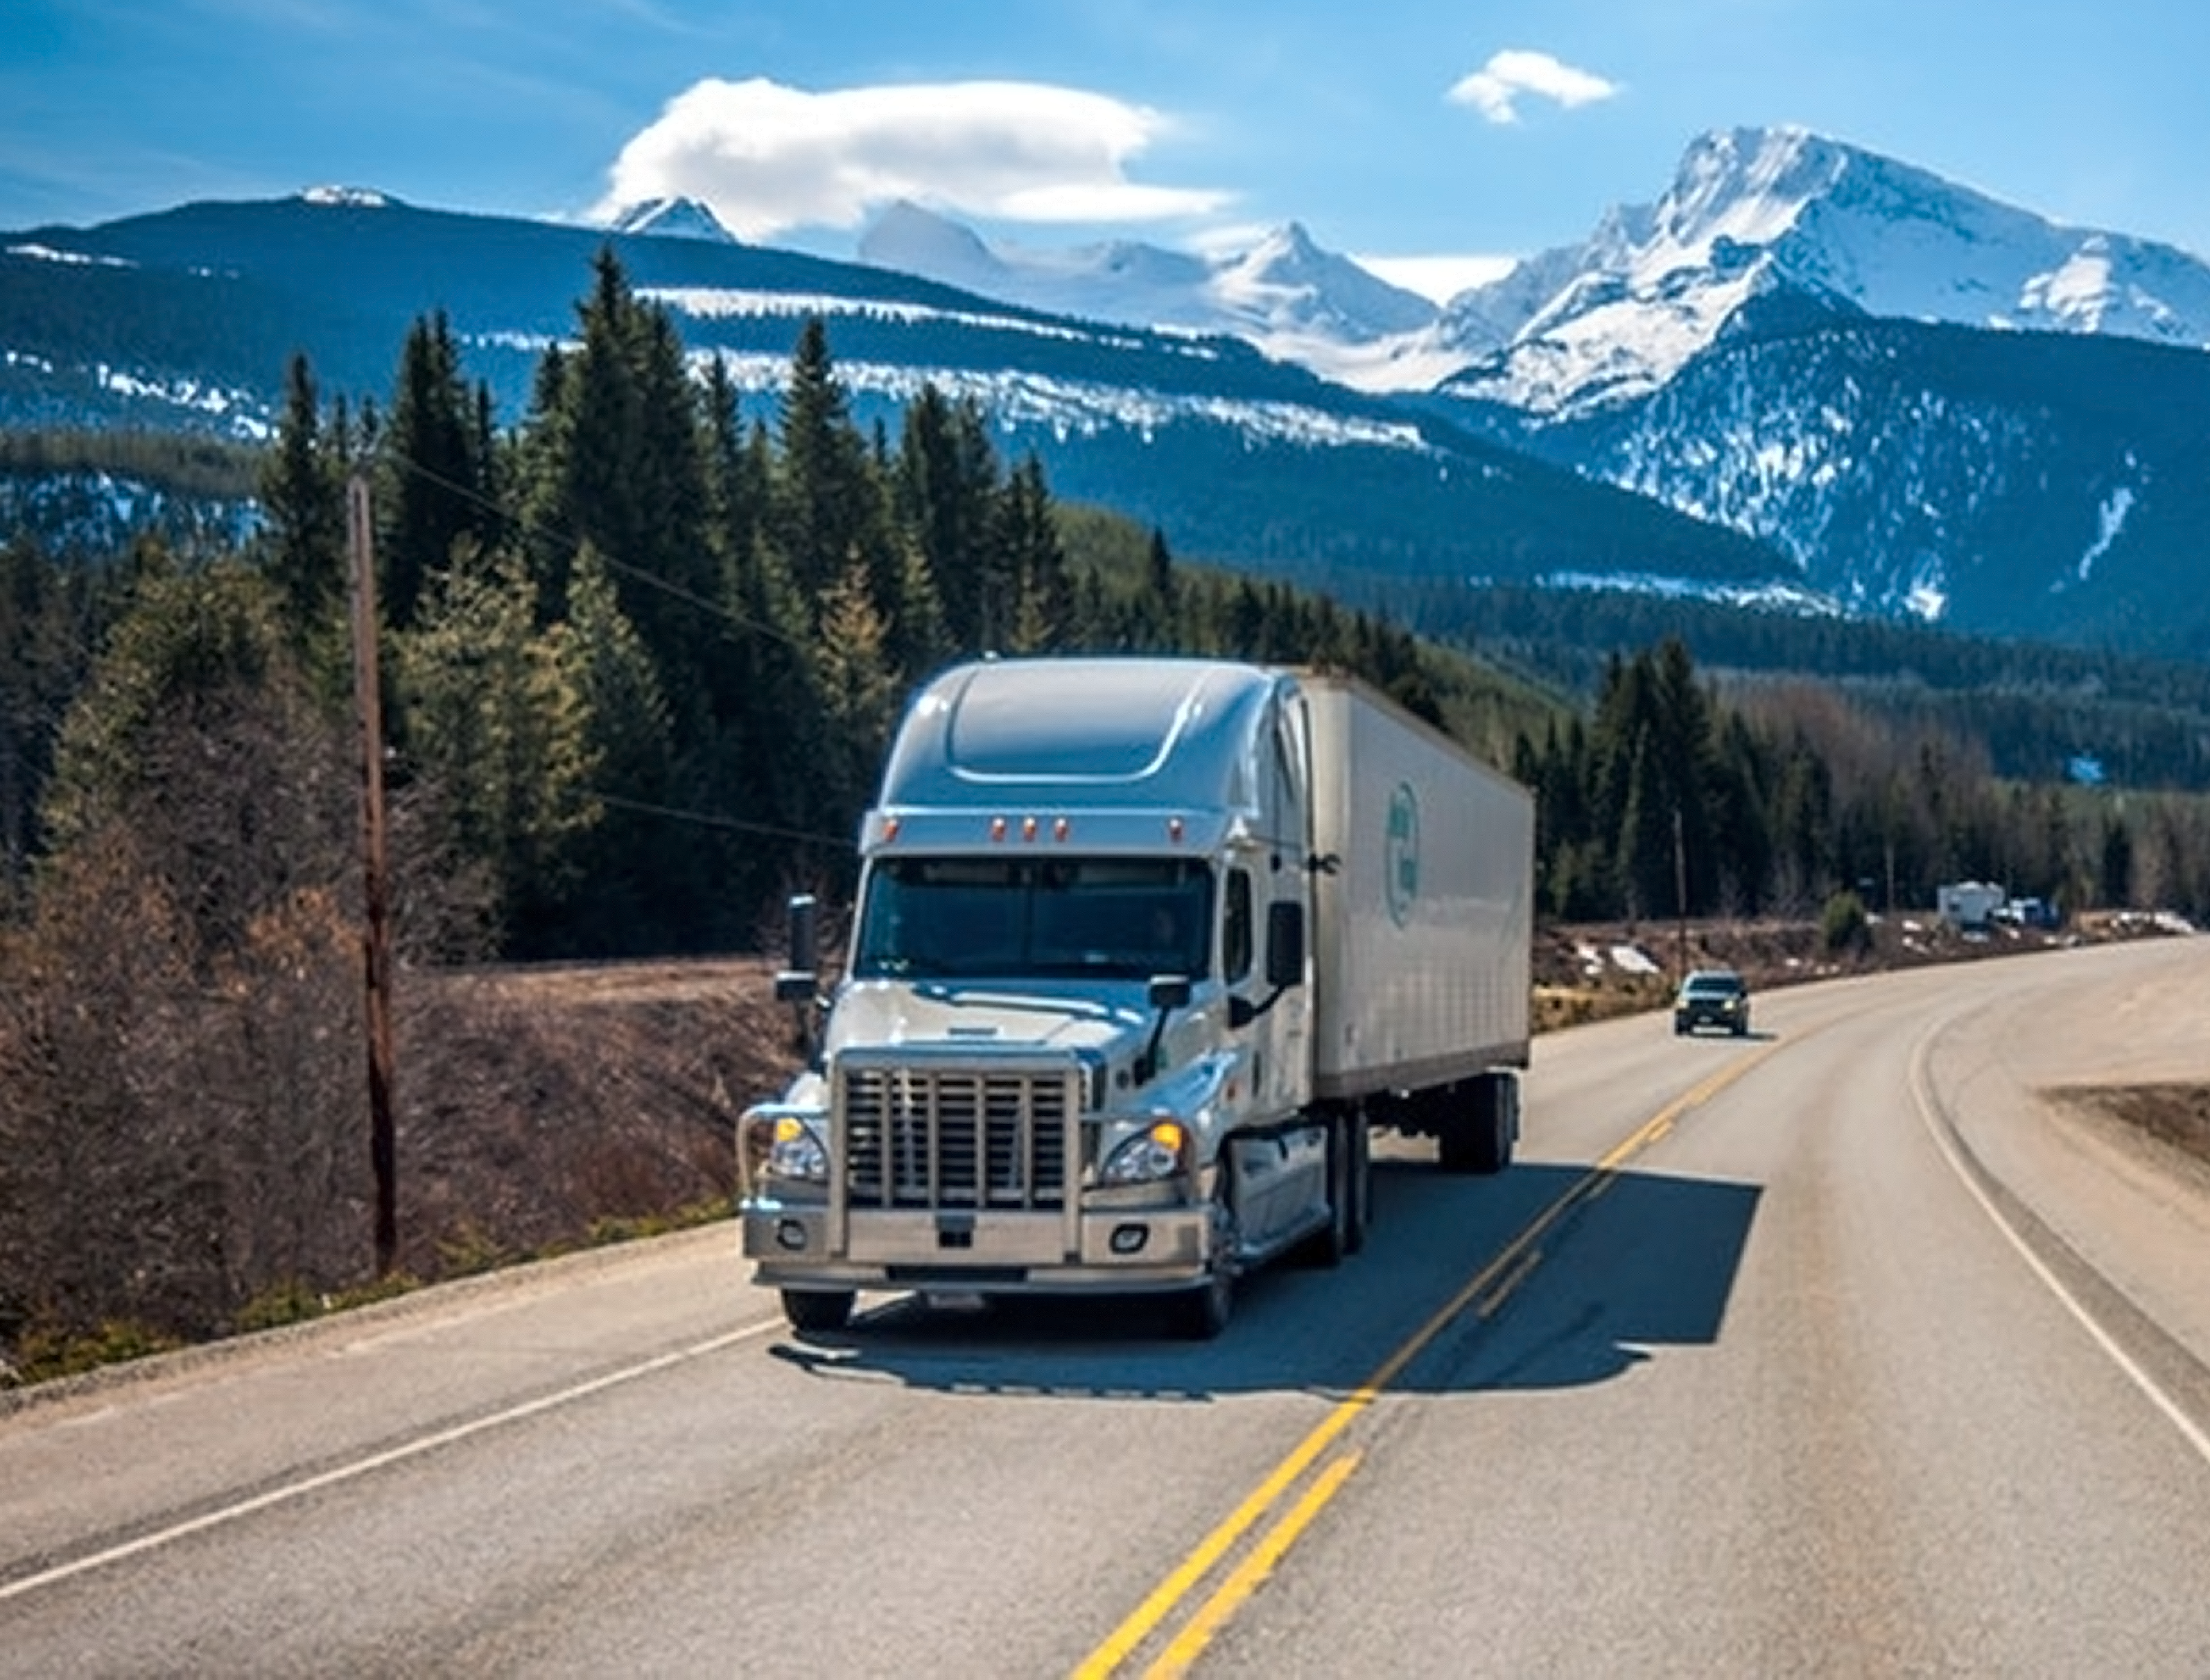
[[1101, 1119, 1188, 1187]]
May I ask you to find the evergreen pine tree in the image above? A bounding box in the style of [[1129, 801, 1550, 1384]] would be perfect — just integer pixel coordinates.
[[0, 543, 95, 895], [896, 387, 1004, 651], [813, 553, 899, 828], [379, 311, 487, 629], [557, 542, 676, 952], [256, 353, 347, 640], [394, 548, 600, 953], [774, 317, 873, 605]]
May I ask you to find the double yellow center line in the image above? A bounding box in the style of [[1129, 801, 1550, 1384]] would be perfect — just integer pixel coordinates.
[[1074, 1047, 1774, 1677]]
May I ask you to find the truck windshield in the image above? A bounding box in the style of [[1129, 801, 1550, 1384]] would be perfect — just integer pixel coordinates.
[[853, 856, 1213, 982]]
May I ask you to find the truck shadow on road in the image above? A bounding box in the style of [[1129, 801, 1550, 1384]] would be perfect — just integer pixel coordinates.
[[765, 1160, 1761, 1403]]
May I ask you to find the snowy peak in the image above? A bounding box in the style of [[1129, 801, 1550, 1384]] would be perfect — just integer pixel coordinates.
[[603, 196, 737, 243], [1438, 125, 2210, 417], [299, 185, 394, 209], [853, 202, 1437, 377], [857, 200, 1004, 291], [1214, 221, 1437, 339]]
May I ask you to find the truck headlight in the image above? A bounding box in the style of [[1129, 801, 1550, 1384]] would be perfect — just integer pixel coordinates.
[[745, 1113, 829, 1185], [1101, 1119, 1187, 1187]]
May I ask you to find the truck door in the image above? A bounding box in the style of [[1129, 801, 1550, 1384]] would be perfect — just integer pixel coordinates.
[[1251, 690, 1312, 1111]]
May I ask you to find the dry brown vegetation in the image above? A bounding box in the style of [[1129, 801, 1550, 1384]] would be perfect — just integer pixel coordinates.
[[388, 958, 799, 1275]]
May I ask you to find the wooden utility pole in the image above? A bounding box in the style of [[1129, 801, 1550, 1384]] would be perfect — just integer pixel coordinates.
[[347, 473, 398, 1275], [1673, 804, 1689, 981]]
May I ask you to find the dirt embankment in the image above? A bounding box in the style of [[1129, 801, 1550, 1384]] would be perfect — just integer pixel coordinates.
[[387, 956, 803, 1275]]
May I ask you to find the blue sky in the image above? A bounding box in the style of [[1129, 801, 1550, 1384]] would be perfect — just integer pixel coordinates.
[[5, 0, 2206, 300]]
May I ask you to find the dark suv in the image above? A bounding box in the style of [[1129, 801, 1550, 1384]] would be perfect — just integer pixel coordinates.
[[1673, 968, 1750, 1036]]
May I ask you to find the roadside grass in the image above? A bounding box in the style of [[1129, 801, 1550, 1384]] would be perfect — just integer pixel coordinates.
[[3, 1196, 736, 1390]]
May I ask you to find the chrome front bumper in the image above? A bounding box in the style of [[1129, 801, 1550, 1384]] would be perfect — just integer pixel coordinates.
[[741, 1201, 1213, 1295]]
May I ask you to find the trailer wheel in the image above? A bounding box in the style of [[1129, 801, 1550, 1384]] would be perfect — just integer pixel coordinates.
[[1438, 1074, 1515, 1175], [1436, 1085, 1482, 1173], [1484, 1072, 1518, 1173], [781, 1288, 855, 1334]]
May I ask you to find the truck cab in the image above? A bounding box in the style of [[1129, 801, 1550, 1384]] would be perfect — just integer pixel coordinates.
[[739, 655, 1531, 1339], [741, 658, 1327, 1338]]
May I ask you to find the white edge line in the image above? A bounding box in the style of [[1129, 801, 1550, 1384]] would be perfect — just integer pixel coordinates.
[[1908, 1031, 2210, 1470], [0, 1318, 779, 1603]]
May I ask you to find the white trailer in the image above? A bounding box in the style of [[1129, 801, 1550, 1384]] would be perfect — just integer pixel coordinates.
[[740, 657, 1535, 1338], [1305, 675, 1533, 1170]]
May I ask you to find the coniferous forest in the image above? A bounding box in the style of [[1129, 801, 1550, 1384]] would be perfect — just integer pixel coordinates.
[[6, 248, 2210, 1354]]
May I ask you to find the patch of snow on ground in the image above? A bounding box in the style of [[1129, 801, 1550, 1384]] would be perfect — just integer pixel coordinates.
[[2075, 485, 2135, 583], [1609, 944, 1661, 975]]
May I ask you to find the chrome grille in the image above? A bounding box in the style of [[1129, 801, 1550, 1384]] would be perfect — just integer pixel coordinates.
[[839, 1062, 1073, 1209]]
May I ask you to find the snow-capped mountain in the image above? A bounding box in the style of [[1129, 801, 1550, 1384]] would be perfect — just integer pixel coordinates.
[[1383, 127, 2210, 646], [1540, 316, 2210, 640], [0, 190, 1771, 616], [1434, 125, 2210, 418], [10, 126, 2210, 656], [602, 196, 738, 243], [855, 200, 1438, 382]]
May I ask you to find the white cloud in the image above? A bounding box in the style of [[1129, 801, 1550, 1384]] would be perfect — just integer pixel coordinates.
[[1447, 50, 1620, 125], [595, 76, 1230, 238]]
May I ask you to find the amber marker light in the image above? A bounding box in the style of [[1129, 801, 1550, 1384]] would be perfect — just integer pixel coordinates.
[[990, 816, 1008, 841], [882, 816, 901, 843], [1022, 815, 1038, 841], [1167, 815, 1185, 843], [1054, 816, 1071, 841]]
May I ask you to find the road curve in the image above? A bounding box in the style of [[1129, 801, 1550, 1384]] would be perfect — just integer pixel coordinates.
[[3, 938, 2207, 1676]]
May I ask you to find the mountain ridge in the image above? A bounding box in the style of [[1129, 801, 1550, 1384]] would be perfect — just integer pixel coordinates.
[[1433, 125, 2210, 419], [8, 124, 2210, 656], [0, 189, 1795, 616]]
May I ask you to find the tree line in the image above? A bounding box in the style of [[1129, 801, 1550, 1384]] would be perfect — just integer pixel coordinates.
[[1511, 638, 2210, 923], [1404, 577, 2210, 791]]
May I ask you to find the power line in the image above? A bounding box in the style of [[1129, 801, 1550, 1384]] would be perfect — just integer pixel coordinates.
[[364, 446, 869, 850], [371, 444, 815, 657], [586, 789, 854, 852]]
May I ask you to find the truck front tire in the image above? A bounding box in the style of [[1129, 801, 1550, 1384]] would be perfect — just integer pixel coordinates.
[[781, 1288, 855, 1334], [1297, 1112, 1362, 1268], [1345, 1114, 1371, 1254], [1172, 1185, 1238, 1339], [1172, 1266, 1234, 1340]]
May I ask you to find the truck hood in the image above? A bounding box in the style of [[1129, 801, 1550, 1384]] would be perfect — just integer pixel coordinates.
[[822, 979, 1154, 1063], [781, 977, 1244, 1142]]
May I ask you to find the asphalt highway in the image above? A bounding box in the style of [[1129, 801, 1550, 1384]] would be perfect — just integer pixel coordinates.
[[3, 938, 2206, 1676]]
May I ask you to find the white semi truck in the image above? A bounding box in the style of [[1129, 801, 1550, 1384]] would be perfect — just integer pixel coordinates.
[[739, 656, 1533, 1338]]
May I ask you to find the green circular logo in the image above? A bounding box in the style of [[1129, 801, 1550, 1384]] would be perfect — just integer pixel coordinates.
[[1384, 782, 1419, 926]]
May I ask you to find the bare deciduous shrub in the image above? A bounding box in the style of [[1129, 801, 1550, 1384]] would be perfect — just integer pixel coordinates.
[[0, 824, 214, 1341]]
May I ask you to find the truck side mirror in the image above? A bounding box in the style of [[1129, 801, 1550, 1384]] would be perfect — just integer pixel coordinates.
[[774, 892, 820, 1008], [1265, 900, 1305, 989]]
